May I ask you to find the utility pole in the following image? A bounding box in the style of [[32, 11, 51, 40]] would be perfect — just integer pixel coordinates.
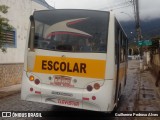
[[134, 0, 143, 70]]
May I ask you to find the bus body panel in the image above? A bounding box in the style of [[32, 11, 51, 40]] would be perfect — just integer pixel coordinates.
[[82, 80, 115, 111], [41, 84, 83, 109], [21, 71, 42, 103], [106, 13, 115, 80]]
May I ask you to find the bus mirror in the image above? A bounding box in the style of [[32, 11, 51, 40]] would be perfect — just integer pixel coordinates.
[[29, 15, 35, 51], [30, 15, 34, 22]]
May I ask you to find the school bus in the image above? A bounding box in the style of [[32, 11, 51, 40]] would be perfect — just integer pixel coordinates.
[[21, 9, 128, 112]]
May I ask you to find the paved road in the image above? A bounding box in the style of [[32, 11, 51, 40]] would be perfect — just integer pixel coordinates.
[[0, 60, 160, 120]]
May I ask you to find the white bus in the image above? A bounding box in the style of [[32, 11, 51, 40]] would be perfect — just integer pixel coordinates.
[[21, 9, 128, 112]]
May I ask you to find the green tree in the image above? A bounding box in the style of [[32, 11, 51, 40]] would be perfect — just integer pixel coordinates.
[[0, 5, 12, 52]]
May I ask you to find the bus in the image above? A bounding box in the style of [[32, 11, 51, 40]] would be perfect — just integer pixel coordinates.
[[21, 9, 128, 112]]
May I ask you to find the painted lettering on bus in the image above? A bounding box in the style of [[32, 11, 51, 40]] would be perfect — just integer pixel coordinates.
[[58, 99, 79, 106], [42, 60, 86, 73]]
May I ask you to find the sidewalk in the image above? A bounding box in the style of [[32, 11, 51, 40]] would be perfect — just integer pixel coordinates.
[[131, 61, 160, 120], [0, 84, 21, 99], [135, 65, 160, 111]]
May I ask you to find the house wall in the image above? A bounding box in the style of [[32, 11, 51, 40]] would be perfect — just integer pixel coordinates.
[[151, 54, 160, 75], [0, 0, 52, 88], [0, 0, 49, 63]]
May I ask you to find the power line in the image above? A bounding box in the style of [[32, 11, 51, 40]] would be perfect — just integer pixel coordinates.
[[99, 0, 128, 9], [109, 4, 132, 11], [99, 0, 133, 11]]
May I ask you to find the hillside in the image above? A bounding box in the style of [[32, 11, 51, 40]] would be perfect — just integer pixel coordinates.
[[120, 18, 160, 42]]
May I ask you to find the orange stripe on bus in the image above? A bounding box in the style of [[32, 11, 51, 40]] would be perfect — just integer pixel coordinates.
[[32, 56, 106, 79]]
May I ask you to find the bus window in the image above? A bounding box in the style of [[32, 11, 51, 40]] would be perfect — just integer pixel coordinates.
[[33, 10, 109, 53]]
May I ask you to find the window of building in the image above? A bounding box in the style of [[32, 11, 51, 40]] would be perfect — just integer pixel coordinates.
[[2, 29, 16, 48]]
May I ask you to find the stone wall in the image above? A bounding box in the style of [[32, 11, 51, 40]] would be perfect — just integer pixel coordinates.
[[0, 63, 23, 88]]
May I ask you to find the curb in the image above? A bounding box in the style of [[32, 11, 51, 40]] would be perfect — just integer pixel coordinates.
[[0, 84, 21, 99]]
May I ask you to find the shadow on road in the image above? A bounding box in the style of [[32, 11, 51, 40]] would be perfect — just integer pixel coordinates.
[[38, 105, 115, 120]]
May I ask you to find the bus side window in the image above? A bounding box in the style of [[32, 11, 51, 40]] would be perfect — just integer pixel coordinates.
[[120, 33, 125, 63], [115, 41, 119, 64], [122, 35, 127, 62], [120, 48, 124, 62], [123, 39, 127, 62], [119, 30, 122, 63], [115, 25, 119, 64]]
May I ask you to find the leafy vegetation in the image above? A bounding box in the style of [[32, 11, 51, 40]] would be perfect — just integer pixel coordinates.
[[0, 5, 12, 52], [149, 36, 160, 54]]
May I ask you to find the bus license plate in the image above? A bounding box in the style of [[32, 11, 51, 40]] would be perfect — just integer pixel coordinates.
[[54, 76, 72, 87]]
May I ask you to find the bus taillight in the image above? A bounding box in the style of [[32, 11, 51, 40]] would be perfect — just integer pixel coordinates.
[[35, 79, 40, 85], [92, 96, 96, 100], [94, 83, 100, 90], [87, 85, 93, 92], [87, 83, 100, 92], [30, 87, 33, 92], [29, 75, 34, 81]]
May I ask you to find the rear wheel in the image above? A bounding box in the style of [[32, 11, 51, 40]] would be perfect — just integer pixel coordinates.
[[117, 85, 122, 110], [113, 85, 121, 111], [118, 85, 121, 101]]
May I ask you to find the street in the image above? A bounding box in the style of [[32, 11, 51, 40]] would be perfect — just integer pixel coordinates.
[[0, 60, 160, 120]]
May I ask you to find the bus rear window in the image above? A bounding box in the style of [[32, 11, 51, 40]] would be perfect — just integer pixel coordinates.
[[33, 9, 109, 53]]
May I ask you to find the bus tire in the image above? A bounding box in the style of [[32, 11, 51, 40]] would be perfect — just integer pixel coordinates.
[[118, 85, 121, 101], [113, 84, 122, 111], [113, 104, 118, 112]]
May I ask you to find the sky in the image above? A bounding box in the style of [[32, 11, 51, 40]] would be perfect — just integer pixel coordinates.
[[45, 0, 160, 21]]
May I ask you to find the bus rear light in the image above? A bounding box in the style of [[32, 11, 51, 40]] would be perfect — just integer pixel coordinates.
[[29, 75, 34, 81], [35, 79, 40, 85], [93, 83, 100, 90], [83, 97, 89, 101], [92, 96, 96, 100], [87, 85, 93, 92], [35, 91, 41, 94], [30, 87, 33, 92]]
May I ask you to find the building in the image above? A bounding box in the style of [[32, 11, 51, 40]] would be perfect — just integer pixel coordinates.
[[0, 0, 53, 88]]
